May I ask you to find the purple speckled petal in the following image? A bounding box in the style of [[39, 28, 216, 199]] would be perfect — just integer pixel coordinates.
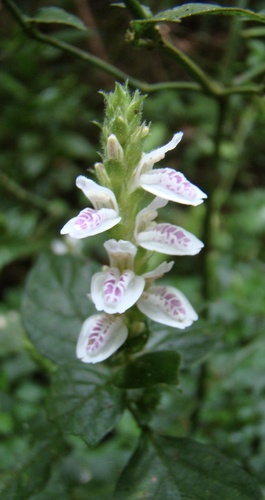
[[137, 223, 204, 255], [137, 285, 198, 329], [91, 268, 145, 314], [140, 168, 207, 206], [60, 207, 121, 239], [76, 314, 128, 363]]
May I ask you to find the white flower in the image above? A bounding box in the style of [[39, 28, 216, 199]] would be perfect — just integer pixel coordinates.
[[130, 131, 207, 206], [137, 285, 198, 329], [142, 260, 174, 280], [135, 197, 204, 255], [103, 239, 137, 271], [60, 176, 121, 239], [90, 239, 145, 314], [131, 132, 183, 190], [140, 168, 207, 206], [91, 268, 145, 314], [76, 314, 128, 363]]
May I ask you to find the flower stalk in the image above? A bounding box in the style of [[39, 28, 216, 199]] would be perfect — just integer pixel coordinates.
[[60, 84, 207, 363]]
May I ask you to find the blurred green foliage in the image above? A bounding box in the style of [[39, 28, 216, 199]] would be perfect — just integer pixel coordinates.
[[0, 0, 265, 497]]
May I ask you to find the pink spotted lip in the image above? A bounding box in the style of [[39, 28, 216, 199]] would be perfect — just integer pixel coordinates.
[[103, 269, 135, 305], [137, 285, 198, 329], [60, 207, 121, 238], [140, 168, 207, 206], [76, 314, 128, 364], [137, 223, 204, 256], [86, 315, 116, 354], [91, 268, 145, 314], [75, 208, 101, 231]]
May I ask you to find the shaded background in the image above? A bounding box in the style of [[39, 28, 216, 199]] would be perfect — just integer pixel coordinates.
[[1, 0, 265, 497]]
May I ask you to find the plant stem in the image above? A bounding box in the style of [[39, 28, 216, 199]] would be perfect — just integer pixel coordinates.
[[190, 98, 227, 433], [0, 170, 64, 216], [157, 28, 223, 97], [222, 0, 248, 85], [123, 0, 151, 19], [3, 0, 263, 97]]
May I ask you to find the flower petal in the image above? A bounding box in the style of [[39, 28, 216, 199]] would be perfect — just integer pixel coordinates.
[[137, 285, 198, 329], [104, 239, 137, 270], [138, 132, 183, 175], [134, 197, 168, 239], [60, 207, 121, 239], [76, 314, 128, 363], [91, 268, 145, 314], [76, 175, 119, 211], [137, 223, 204, 255], [142, 261, 174, 280], [140, 168, 207, 206]]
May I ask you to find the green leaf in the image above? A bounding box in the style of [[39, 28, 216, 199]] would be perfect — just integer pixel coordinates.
[[115, 433, 262, 499], [0, 418, 59, 499], [132, 3, 265, 25], [112, 351, 181, 388], [47, 362, 125, 446], [29, 7, 87, 31], [22, 253, 99, 364], [145, 321, 220, 368]]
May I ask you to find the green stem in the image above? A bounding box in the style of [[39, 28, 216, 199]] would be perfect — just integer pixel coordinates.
[[222, 0, 248, 84], [3, 0, 263, 97], [190, 98, 227, 434], [123, 0, 151, 19], [158, 29, 223, 97]]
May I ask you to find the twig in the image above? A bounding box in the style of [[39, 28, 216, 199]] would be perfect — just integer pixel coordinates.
[[2, 0, 263, 96], [0, 170, 64, 217]]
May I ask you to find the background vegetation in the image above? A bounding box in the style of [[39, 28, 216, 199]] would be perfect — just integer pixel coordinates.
[[0, 0, 265, 498]]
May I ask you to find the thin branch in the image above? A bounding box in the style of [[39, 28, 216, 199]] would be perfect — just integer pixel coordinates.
[[2, 0, 263, 97], [156, 26, 223, 97], [2, 0, 203, 94], [123, 0, 151, 20], [0, 170, 64, 217]]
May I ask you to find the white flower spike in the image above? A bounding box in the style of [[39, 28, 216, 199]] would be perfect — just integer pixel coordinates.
[[76, 314, 128, 363], [140, 168, 207, 206], [137, 285, 198, 329], [60, 176, 121, 239]]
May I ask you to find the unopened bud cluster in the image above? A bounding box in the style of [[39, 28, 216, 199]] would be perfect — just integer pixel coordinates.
[[61, 84, 207, 363]]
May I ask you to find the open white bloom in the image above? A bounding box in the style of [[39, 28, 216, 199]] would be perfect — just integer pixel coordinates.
[[76, 314, 128, 363], [130, 132, 207, 206], [60, 176, 121, 239], [90, 239, 145, 314], [142, 260, 174, 280], [137, 285, 198, 329], [140, 168, 207, 206], [135, 132, 183, 177], [135, 197, 204, 255]]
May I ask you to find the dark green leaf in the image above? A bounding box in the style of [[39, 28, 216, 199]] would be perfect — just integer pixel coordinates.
[[132, 4, 265, 24], [0, 418, 59, 499], [22, 253, 99, 364], [115, 434, 262, 499], [47, 362, 125, 446], [145, 321, 220, 367], [29, 7, 87, 31], [112, 351, 181, 388]]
